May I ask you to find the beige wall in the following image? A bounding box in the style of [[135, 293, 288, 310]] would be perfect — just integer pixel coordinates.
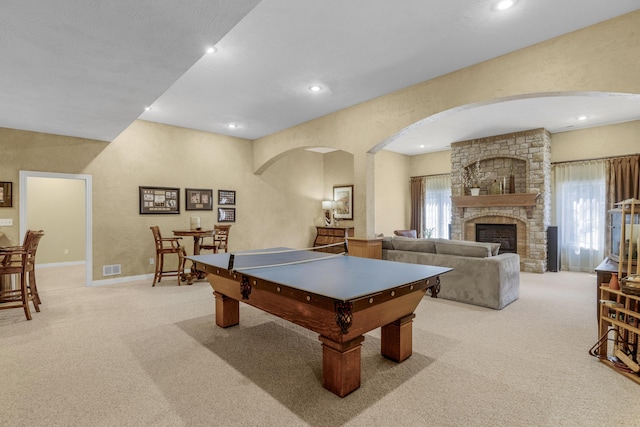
[[0, 120, 325, 281], [27, 177, 86, 264], [550, 121, 640, 163], [375, 150, 410, 235], [323, 150, 355, 230], [409, 119, 640, 178], [401, 121, 639, 234], [0, 129, 106, 247], [253, 11, 640, 236], [1, 11, 639, 282], [409, 149, 452, 179]]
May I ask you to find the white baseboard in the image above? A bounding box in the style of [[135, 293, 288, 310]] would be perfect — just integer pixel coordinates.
[[36, 261, 86, 269], [89, 273, 154, 287], [33, 262, 193, 287], [90, 269, 195, 287]]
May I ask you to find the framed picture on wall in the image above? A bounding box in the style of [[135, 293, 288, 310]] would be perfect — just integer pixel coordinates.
[[333, 185, 353, 220], [139, 186, 180, 214], [218, 207, 235, 222], [0, 182, 12, 207], [185, 188, 213, 211], [218, 190, 236, 205]]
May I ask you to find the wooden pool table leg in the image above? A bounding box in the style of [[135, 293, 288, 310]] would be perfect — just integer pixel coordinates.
[[319, 335, 365, 397], [380, 313, 416, 362], [214, 291, 239, 327]]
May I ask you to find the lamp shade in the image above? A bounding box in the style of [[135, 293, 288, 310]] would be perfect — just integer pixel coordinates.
[[322, 200, 333, 210]]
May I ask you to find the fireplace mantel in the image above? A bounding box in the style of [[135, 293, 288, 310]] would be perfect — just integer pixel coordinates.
[[451, 193, 540, 219]]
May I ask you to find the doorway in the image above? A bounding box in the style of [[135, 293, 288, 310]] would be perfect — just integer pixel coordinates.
[[19, 171, 92, 287]]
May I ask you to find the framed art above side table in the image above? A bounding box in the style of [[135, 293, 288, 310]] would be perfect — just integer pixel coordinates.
[[333, 185, 353, 220]]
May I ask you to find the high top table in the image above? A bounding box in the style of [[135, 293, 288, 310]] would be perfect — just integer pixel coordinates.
[[173, 229, 214, 281]]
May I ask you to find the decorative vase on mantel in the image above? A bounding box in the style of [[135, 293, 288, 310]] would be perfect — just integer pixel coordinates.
[[489, 179, 501, 195], [470, 187, 480, 196], [509, 174, 515, 194]]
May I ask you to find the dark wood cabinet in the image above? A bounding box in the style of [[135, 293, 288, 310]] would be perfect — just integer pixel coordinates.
[[313, 227, 354, 253]]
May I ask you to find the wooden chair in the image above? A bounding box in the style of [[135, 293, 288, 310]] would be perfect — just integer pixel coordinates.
[[0, 230, 45, 320], [150, 226, 186, 286], [200, 224, 231, 253]]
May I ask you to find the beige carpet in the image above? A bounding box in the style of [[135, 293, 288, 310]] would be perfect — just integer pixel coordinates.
[[2, 267, 640, 426]]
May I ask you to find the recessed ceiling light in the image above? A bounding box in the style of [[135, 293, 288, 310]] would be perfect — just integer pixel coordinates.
[[228, 123, 237, 129], [206, 47, 217, 54], [578, 115, 588, 121], [496, 0, 515, 10], [309, 85, 323, 92], [144, 106, 151, 111], [420, 145, 425, 148]]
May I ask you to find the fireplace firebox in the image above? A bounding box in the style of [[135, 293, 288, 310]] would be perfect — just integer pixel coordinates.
[[476, 224, 517, 254]]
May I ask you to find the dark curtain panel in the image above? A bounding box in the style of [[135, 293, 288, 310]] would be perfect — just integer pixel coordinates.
[[604, 155, 639, 259], [608, 155, 640, 207], [409, 176, 425, 237]]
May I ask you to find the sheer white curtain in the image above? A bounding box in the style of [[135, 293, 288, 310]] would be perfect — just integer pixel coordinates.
[[553, 160, 606, 272], [423, 174, 451, 238]]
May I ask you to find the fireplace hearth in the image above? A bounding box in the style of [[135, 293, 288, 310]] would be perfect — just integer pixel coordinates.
[[476, 224, 517, 254]]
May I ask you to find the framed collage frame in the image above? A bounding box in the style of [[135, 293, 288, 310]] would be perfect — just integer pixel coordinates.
[[186, 188, 213, 211], [139, 186, 180, 214]]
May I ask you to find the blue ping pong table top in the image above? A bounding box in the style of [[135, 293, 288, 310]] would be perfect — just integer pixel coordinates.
[[188, 248, 451, 302]]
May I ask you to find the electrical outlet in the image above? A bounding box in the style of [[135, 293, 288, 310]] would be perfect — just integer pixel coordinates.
[[149, 258, 154, 265], [64, 249, 69, 255]]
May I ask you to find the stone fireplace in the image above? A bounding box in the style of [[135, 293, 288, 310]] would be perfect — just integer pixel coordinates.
[[450, 128, 551, 273]]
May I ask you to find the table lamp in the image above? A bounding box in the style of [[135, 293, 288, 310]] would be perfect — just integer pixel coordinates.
[[190, 216, 201, 230], [322, 200, 334, 226]]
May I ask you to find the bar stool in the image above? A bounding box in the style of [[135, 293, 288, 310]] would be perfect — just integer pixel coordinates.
[[150, 226, 187, 286], [0, 230, 45, 320], [200, 224, 231, 253]]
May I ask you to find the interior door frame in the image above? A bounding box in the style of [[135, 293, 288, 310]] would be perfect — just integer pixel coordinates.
[[19, 170, 93, 287]]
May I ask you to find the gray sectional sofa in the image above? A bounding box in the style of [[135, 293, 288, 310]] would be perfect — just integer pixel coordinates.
[[382, 236, 520, 309]]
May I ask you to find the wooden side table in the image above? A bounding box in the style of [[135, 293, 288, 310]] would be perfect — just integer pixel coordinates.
[[347, 237, 382, 259]]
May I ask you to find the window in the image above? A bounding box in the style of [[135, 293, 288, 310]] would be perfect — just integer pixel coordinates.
[[553, 160, 606, 272], [423, 175, 451, 238]]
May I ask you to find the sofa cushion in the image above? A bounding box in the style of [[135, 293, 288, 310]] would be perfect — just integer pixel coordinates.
[[381, 236, 393, 249], [392, 236, 436, 253], [490, 242, 501, 256], [435, 240, 495, 258]]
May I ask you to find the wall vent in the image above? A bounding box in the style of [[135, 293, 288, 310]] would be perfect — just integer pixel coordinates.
[[102, 264, 121, 276]]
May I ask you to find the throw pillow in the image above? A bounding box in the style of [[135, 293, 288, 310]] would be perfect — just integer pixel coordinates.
[[394, 230, 417, 238]]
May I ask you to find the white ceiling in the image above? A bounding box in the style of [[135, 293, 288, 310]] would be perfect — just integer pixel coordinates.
[[2, 1, 639, 155]]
